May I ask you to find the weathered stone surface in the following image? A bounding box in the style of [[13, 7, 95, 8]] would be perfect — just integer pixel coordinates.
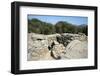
[[51, 44, 65, 59], [27, 33, 88, 61], [46, 34, 60, 47], [65, 40, 88, 59], [28, 47, 53, 61]]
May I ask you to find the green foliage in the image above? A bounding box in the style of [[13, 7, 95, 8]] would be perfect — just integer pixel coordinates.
[[28, 18, 88, 35]]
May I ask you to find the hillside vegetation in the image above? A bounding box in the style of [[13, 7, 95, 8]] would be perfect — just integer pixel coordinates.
[[28, 18, 88, 35]]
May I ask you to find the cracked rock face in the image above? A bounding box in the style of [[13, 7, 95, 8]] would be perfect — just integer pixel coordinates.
[[27, 33, 88, 61]]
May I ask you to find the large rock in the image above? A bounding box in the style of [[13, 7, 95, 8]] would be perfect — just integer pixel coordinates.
[[27, 33, 50, 61], [51, 44, 65, 59], [28, 33, 48, 53], [64, 40, 88, 59], [28, 33, 45, 41], [28, 47, 53, 61]]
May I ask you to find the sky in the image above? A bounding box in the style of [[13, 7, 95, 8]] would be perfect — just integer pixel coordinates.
[[28, 15, 88, 26]]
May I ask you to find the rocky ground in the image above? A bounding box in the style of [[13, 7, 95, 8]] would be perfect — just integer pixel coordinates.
[[27, 33, 88, 61]]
